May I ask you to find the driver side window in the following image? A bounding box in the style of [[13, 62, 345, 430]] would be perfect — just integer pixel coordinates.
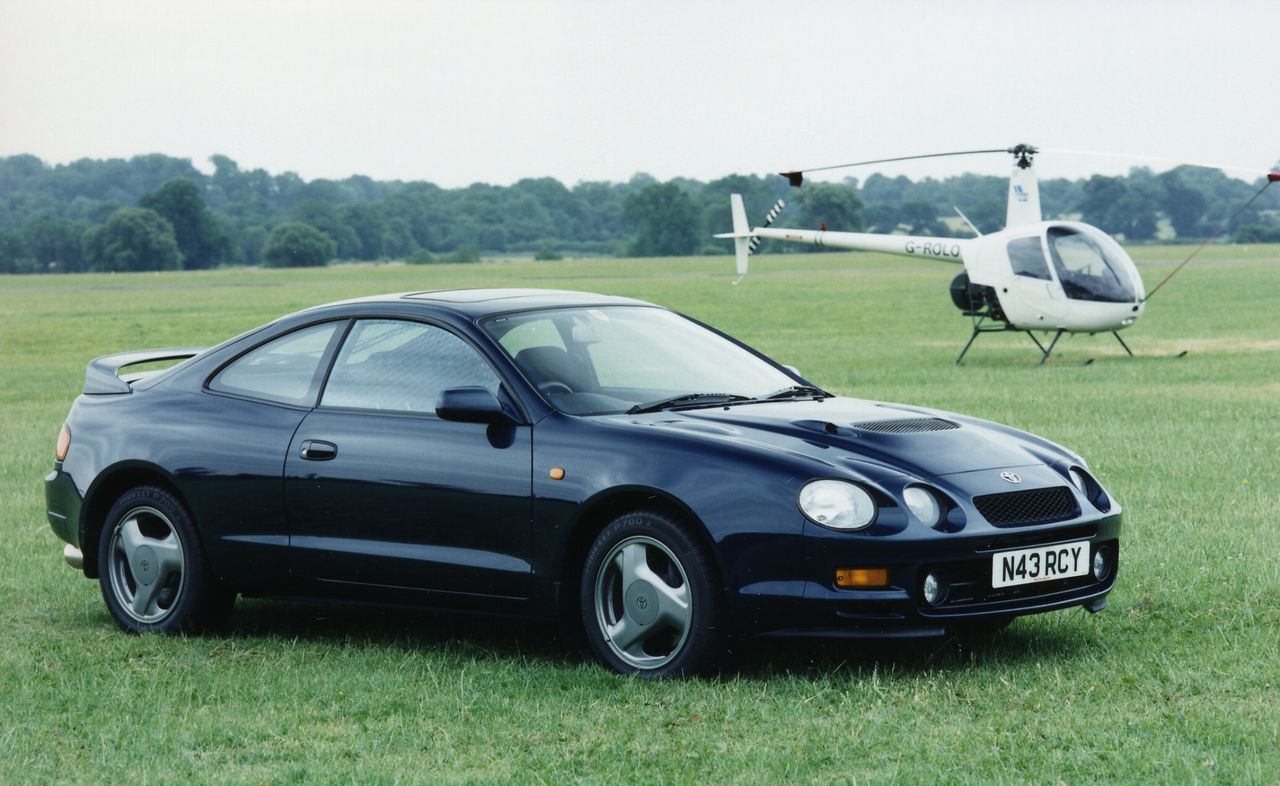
[[321, 320, 500, 414]]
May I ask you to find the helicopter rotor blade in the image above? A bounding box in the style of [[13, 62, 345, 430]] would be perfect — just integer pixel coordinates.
[[747, 198, 787, 254], [1039, 148, 1280, 180], [780, 147, 1015, 187]]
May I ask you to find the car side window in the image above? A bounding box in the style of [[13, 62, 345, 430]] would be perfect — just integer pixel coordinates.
[[1007, 236, 1052, 280], [209, 322, 340, 406], [321, 319, 501, 414]]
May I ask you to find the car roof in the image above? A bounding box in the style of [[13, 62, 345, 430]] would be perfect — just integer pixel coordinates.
[[307, 288, 654, 319]]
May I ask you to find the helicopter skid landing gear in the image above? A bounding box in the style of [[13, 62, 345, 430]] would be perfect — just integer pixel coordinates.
[[1112, 331, 1134, 357], [954, 317, 1067, 366]]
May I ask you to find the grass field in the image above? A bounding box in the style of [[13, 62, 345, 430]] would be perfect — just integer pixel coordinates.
[[2, 246, 1278, 784]]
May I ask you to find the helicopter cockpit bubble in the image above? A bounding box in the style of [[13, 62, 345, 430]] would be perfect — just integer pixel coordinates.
[[1044, 224, 1143, 303]]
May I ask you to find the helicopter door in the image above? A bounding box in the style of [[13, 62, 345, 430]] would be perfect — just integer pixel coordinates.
[[1005, 236, 1067, 323]]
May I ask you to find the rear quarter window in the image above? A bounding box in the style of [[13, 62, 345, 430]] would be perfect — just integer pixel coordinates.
[[208, 322, 341, 406]]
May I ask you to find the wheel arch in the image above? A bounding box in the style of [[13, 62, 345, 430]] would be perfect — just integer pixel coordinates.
[[79, 461, 187, 579], [556, 486, 723, 625]]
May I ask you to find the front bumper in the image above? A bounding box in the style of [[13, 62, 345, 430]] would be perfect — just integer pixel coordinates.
[[733, 512, 1121, 638]]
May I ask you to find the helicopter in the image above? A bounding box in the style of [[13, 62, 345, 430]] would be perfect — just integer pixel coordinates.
[[717, 144, 1279, 364]]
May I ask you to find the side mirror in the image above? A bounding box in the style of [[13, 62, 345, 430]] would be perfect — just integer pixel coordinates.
[[436, 387, 514, 424], [783, 364, 802, 377]]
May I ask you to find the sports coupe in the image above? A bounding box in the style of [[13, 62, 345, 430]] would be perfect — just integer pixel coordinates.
[[46, 289, 1120, 676]]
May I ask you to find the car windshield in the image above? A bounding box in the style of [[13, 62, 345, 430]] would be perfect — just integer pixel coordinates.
[[482, 306, 799, 415], [1045, 226, 1138, 303]]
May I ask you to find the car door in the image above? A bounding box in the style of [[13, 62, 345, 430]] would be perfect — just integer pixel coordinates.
[[285, 318, 533, 599]]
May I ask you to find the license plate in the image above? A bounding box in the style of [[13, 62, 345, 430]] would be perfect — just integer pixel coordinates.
[[992, 540, 1090, 588]]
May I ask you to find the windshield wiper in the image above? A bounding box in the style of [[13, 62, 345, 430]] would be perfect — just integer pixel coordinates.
[[627, 392, 751, 415], [760, 384, 831, 400]]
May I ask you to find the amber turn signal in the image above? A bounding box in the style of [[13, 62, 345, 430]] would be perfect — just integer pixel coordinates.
[[55, 424, 71, 461], [548, 467, 565, 480], [835, 567, 889, 588]]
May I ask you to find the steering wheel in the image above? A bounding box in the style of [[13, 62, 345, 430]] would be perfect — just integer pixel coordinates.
[[539, 381, 573, 397]]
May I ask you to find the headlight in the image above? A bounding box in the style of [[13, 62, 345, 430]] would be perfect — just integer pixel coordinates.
[[1068, 467, 1087, 492], [798, 480, 877, 531], [903, 486, 942, 527]]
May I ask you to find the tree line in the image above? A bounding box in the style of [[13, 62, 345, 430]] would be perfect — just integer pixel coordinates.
[[1, 152, 1277, 273]]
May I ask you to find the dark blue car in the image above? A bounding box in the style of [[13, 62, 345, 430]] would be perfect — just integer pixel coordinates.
[[46, 289, 1120, 676]]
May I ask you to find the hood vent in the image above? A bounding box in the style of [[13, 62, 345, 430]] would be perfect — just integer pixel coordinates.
[[851, 417, 960, 434]]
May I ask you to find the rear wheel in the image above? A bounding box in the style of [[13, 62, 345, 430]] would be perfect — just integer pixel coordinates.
[[97, 485, 231, 633], [580, 510, 726, 677]]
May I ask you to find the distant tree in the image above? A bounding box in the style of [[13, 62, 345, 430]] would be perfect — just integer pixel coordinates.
[[1159, 170, 1209, 238], [1233, 221, 1280, 243], [533, 242, 562, 261], [382, 217, 417, 258], [291, 199, 361, 258], [262, 222, 335, 267], [1078, 175, 1158, 240], [445, 243, 481, 264], [965, 199, 1006, 234], [340, 203, 384, 259], [1077, 175, 1127, 232], [239, 225, 268, 266], [796, 183, 863, 232], [406, 249, 435, 265], [24, 215, 87, 272], [82, 207, 181, 272], [0, 229, 34, 274], [896, 201, 947, 236], [623, 182, 700, 257], [139, 178, 230, 268], [862, 203, 900, 233]]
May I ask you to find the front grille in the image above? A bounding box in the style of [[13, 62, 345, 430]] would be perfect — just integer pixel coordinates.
[[973, 486, 1078, 527], [851, 417, 960, 434]]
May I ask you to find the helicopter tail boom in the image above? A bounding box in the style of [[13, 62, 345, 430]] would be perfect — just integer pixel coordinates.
[[750, 226, 969, 263]]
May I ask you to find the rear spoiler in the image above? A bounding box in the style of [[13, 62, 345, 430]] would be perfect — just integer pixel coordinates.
[[84, 347, 207, 395]]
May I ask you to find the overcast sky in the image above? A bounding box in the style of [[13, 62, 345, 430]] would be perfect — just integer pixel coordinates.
[[2, 0, 1278, 187]]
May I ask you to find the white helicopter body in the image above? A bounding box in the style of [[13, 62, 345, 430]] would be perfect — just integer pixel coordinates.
[[720, 147, 1152, 361]]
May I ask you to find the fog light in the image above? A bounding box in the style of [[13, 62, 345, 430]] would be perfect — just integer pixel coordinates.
[[922, 571, 946, 606], [1093, 549, 1108, 581], [835, 567, 889, 588]]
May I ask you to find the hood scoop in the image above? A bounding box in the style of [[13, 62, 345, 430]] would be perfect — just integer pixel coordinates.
[[850, 417, 961, 434]]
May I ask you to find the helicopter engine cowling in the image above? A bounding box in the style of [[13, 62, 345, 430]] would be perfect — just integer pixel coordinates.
[[949, 272, 1006, 322]]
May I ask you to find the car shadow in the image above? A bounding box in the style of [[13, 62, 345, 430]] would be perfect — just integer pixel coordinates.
[[225, 597, 1098, 679], [726, 624, 1097, 680], [227, 597, 590, 669]]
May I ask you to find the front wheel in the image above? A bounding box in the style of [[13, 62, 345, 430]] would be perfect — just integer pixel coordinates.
[[580, 510, 727, 677], [98, 485, 231, 633]]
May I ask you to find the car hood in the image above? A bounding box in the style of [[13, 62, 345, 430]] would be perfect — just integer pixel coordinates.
[[619, 397, 1070, 480]]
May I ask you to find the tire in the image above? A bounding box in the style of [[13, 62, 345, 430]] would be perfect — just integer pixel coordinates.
[[97, 485, 232, 634], [580, 509, 727, 677]]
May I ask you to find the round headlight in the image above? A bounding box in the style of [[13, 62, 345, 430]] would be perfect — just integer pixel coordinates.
[[903, 486, 942, 527], [798, 480, 877, 531], [1069, 467, 1088, 492]]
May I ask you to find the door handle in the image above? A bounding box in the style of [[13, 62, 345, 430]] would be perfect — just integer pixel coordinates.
[[299, 440, 338, 461]]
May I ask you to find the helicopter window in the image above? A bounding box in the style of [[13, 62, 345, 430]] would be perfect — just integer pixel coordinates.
[[1007, 237, 1052, 280], [1046, 227, 1137, 303]]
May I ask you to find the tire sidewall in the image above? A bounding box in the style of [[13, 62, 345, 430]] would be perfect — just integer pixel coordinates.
[[579, 510, 726, 677], [97, 485, 208, 634]]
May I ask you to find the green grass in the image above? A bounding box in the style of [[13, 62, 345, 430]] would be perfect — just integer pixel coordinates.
[[2, 247, 1278, 784]]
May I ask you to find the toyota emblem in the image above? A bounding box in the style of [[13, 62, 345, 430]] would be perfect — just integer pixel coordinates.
[[1000, 472, 1022, 484]]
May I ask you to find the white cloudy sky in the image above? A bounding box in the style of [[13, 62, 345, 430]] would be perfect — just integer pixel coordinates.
[[2, 0, 1278, 186]]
